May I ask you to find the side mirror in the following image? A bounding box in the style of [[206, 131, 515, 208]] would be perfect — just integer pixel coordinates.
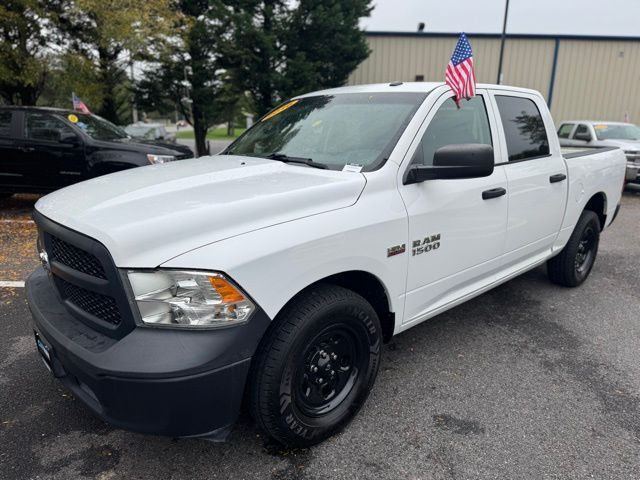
[[574, 132, 592, 142], [404, 144, 494, 185]]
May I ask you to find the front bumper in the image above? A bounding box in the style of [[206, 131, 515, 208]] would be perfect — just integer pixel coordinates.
[[26, 267, 270, 439]]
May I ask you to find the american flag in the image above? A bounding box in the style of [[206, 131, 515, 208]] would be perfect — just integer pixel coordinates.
[[72, 92, 91, 114], [445, 33, 476, 107]]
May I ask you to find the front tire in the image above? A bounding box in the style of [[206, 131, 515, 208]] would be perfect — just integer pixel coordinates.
[[249, 284, 382, 447], [547, 210, 600, 287]]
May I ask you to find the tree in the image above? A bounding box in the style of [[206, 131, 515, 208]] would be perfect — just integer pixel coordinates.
[[136, 0, 239, 155], [227, 0, 371, 117], [58, 0, 177, 122], [282, 0, 371, 99], [225, 0, 289, 117], [0, 0, 64, 105]]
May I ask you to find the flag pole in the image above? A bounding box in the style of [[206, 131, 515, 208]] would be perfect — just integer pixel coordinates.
[[496, 0, 510, 84]]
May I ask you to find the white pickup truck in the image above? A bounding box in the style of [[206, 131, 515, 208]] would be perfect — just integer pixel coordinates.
[[27, 83, 626, 447]]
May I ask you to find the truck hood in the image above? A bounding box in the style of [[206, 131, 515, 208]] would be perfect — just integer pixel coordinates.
[[35, 155, 366, 267]]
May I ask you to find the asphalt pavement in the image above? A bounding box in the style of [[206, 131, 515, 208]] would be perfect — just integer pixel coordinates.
[[1, 188, 639, 480]]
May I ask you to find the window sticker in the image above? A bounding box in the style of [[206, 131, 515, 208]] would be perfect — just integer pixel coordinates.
[[342, 163, 363, 173], [261, 100, 299, 122], [68, 114, 79, 123]]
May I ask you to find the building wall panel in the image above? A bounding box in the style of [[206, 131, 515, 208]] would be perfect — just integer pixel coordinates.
[[348, 34, 640, 124]]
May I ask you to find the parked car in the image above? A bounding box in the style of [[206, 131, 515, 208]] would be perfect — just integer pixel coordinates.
[[557, 120, 640, 183], [124, 122, 176, 143], [27, 83, 625, 447], [0, 107, 193, 197]]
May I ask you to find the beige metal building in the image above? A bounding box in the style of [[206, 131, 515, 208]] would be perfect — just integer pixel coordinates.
[[348, 32, 640, 124]]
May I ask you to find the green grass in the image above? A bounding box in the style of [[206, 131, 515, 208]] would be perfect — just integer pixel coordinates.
[[175, 127, 246, 141]]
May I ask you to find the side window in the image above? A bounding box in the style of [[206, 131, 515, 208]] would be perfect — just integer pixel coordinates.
[[557, 123, 574, 139], [412, 95, 492, 166], [574, 124, 592, 141], [25, 113, 76, 142], [495, 95, 550, 161], [0, 111, 12, 138]]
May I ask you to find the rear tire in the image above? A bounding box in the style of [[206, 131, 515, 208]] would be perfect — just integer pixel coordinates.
[[249, 284, 382, 447], [547, 210, 600, 287]]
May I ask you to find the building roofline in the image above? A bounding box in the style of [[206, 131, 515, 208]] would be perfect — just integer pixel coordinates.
[[365, 31, 640, 42]]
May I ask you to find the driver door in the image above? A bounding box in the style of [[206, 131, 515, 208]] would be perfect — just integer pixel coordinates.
[[21, 112, 86, 189], [399, 90, 508, 326]]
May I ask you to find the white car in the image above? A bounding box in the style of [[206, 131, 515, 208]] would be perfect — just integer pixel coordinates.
[[27, 83, 626, 447], [557, 120, 640, 183], [124, 122, 176, 143]]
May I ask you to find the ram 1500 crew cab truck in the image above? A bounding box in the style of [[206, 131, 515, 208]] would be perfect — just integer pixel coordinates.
[[27, 83, 626, 447]]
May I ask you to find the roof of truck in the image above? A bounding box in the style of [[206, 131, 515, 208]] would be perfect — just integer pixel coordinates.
[[296, 82, 542, 98]]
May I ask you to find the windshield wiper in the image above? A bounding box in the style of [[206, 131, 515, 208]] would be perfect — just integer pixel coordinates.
[[264, 152, 329, 170]]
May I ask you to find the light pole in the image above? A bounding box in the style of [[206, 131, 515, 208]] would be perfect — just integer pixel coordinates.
[[130, 54, 138, 123], [496, 0, 510, 84]]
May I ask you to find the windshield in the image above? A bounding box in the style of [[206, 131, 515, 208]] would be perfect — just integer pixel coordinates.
[[69, 113, 129, 141], [594, 123, 640, 141], [125, 125, 155, 139], [225, 92, 426, 171]]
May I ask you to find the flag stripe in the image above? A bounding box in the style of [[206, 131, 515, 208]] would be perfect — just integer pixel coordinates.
[[444, 34, 476, 104]]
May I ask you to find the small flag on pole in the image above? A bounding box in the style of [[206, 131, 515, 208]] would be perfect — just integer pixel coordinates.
[[445, 33, 476, 107], [72, 92, 91, 114]]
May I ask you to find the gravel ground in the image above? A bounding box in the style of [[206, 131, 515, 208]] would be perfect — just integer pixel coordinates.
[[0, 188, 639, 480]]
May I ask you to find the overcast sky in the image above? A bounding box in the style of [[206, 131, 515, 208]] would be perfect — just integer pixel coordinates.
[[362, 0, 640, 36]]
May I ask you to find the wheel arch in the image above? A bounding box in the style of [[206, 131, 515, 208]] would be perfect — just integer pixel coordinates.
[[272, 270, 396, 343], [583, 192, 607, 230]]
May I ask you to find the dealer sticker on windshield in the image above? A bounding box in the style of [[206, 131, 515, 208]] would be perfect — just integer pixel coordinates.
[[342, 164, 363, 173], [261, 100, 299, 122]]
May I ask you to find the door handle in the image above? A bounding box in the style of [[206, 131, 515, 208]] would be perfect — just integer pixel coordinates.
[[482, 187, 507, 200], [549, 173, 567, 183], [20, 146, 35, 152]]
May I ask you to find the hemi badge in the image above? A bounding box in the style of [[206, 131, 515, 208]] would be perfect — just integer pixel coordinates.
[[387, 244, 406, 257]]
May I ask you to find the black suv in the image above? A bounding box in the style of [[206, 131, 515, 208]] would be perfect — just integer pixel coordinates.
[[0, 107, 193, 196]]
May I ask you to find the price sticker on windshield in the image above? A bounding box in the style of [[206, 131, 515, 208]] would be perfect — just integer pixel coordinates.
[[68, 114, 79, 123], [262, 100, 299, 122]]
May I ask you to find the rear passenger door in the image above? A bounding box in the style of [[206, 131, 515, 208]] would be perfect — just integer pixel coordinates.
[[490, 92, 568, 269]]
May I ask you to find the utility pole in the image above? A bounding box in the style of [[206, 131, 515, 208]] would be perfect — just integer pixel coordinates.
[[496, 0, 510, 84], [130, 57, 138, 123]]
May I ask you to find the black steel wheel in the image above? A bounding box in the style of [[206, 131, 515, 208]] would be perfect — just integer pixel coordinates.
[[548, 210, 600, 287], [249, 284, 381, 447]]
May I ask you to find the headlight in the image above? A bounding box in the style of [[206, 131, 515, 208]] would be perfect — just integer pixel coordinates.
[[147, 154, 176, 164], [127, 270, 255, 328]]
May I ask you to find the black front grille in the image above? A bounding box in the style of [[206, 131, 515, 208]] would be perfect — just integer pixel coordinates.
[[35, 211, 134, 338], [50, 235, 107, 279], [59, 278, 122, 326]]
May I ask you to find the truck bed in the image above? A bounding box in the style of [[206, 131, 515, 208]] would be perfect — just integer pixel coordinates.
[[561, 145, 620, 159], [561, 146, 626, 232]]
